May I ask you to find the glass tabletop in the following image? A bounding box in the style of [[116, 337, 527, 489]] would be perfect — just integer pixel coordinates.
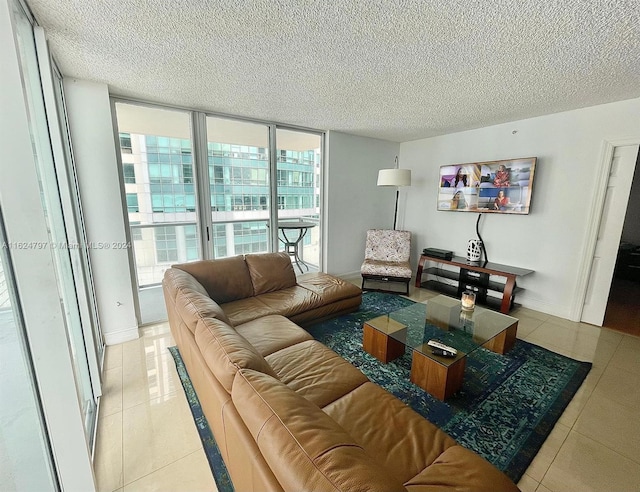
[[364, 295, 518, 366]]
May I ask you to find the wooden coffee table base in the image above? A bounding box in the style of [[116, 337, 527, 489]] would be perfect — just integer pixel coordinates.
[[410, 351, 466, 401], [482, 324, 517, 354], [363, 322, 406, 363]]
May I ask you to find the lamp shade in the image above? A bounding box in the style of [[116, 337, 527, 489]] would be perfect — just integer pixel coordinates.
[[377, 168, 412, 187]]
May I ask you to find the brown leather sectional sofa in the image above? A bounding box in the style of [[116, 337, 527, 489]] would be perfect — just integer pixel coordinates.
[[162, 252, 519, 492]]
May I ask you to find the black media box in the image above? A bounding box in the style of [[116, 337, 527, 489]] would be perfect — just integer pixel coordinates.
[[423, 248, 453, 260]]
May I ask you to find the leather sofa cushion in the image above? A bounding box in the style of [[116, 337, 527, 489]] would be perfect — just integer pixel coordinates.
[[323, 382, 457, 484], [266, 340, 368, 408], [290, 295, 362, 326], [255, 286, 323, 316], [297, 272, 363, 303], [195, 317, 278, 394], [404, 445, 520, 492], [232, 369, 406, 492], [224, 286, 323, 325], [222, 296, 280, 326], [235, 315, 314, 356], [173, 256, 254, 304], [245, 252, 297, 295]]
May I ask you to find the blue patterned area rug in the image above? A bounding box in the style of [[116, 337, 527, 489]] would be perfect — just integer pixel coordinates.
[[306, 292, 592, 483]]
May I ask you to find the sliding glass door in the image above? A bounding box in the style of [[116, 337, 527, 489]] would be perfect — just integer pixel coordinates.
[[50, 62, 104, 368], [0, 211, 58, 490], [275, 128, 322, 273], [204, 116, 271, 258], [3, 0, 99, 487], [10, 0, 99, 446]]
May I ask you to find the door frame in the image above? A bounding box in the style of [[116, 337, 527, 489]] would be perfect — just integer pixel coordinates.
[[573, 136, 640, 323]]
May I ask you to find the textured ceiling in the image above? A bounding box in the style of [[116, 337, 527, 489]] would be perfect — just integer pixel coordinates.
[[26, 0, 640, 142]]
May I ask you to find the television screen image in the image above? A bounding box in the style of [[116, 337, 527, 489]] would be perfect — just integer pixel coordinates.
[[437, 157, 536, 215]]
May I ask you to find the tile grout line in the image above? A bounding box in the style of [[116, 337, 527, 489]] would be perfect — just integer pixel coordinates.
[[570, 427, 640, 466], [121, 448, 208, 489], [536, 425, 571, 490]]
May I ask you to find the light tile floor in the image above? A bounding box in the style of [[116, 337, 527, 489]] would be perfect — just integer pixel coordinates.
[[94, 281, 640, 492]]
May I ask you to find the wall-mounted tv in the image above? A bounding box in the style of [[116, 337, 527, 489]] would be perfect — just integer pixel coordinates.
[[437, 157, 537, 215]]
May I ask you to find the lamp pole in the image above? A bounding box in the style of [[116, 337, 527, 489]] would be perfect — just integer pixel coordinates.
[[377, 156, 411, 230], [393, 188, 400, 230]]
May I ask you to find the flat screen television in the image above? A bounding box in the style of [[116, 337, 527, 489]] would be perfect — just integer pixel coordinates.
[[437, 157, 537, 214]]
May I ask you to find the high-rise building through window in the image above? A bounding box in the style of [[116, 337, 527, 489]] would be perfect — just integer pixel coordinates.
[[120, 130, 321, 285]]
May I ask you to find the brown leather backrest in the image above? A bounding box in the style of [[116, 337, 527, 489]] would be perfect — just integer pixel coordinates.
[[232, 369, 406, 492], [163, 267, 210, 298], [163, 267, 233, 332], [174, 288, 232, 333], [172, 256, 254, 304], [195, 318, 279, 394], [245, 252, 297, 296]]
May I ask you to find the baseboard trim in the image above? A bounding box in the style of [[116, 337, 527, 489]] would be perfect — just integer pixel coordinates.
[[337, 270, 362, 279], [516, 295, 574, 321], [104, 325, 139, 345]]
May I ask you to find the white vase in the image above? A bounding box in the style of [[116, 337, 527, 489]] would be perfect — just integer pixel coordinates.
[[467, 239, 483, 262]]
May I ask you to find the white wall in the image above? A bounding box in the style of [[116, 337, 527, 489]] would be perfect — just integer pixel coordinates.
[[400, 98, 640, 319], [64, 79, 138, 344], [325, 131, 401, 275]]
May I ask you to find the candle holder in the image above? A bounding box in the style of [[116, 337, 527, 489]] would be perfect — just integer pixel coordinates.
[[461, 291, 476, 311]]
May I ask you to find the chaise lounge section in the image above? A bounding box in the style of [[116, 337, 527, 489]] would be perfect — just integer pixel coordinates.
[[163, 252, 519, 492]]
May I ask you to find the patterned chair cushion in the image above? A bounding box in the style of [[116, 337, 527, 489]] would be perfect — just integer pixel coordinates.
[[361, 259, 412, 278], [364, 229, 411, 262], [360, 230, 412, 280]]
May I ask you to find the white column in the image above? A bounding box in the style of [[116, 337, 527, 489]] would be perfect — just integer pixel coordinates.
[[63, 79, 139, 344]]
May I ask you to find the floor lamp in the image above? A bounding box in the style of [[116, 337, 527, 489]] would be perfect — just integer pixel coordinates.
[[377, 157, 412, 230]]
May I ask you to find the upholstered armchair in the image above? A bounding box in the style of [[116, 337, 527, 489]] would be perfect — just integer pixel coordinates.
[[360, 229, 412, 295]]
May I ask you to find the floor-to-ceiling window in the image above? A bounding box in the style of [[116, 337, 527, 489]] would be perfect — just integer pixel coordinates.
[[114, 103, 200, 285], [113, 102, 325, 323], [114, 103, 200, 323]]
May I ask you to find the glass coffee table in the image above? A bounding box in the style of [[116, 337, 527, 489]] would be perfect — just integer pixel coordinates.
[[362, 295, 518, 400]]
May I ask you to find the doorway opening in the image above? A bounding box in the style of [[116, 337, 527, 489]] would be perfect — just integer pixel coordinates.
[[604, 149, 640, 337]]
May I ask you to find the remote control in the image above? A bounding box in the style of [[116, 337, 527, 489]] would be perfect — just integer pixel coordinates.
[[431, 348, 457, 358], [427, 340, 458, 355]]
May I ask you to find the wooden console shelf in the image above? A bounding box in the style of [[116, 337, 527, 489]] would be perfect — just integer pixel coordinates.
[[415, 254, 534, 314]]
